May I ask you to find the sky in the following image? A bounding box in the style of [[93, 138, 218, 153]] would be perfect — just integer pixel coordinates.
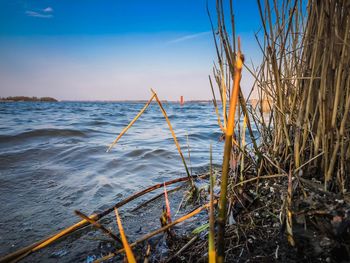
[[0, 0, 262, 101]]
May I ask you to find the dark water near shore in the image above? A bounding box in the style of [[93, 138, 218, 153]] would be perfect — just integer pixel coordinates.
[[0, 101, 256, 262]]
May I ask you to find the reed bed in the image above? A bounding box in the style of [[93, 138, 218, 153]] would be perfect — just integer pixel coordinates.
[[205, 0, 350, 261], [252, 0, 350, 192]]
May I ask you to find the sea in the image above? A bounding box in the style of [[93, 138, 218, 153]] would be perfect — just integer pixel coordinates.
[[0, 101, 256, 262]]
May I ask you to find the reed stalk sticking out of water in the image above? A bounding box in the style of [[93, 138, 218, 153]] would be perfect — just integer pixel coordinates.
[[107, 89, 196, 192], [209, 144, 216, 263], [217, 37, 243, 263], [114, 208, 136, 263], [151, 89, 197, 192], [106, 93, 156, 152]]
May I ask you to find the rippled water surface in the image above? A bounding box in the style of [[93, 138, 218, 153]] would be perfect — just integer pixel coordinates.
[[0, 101, 236, 261]]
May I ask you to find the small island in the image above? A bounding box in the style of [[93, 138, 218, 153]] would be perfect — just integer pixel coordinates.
[[0, 96, 58, 102]]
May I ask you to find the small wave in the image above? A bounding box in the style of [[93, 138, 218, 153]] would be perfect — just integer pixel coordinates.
[[85, 120, 110, 126], [186, 131, 223, 141], [0, 128, 86, 143], [93, 183, 114, 198], [123, 148, 149, 158], [143, 148, 174, 159]]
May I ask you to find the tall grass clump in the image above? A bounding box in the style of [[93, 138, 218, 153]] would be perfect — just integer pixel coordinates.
[[210, 0, 350, 259], [253, 0, 350, 192]]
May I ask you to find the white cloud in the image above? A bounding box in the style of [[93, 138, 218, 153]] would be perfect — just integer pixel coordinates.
[[25, 10, 53, 18], [43, 7, 53, 13], [167, 31, 211, 44]]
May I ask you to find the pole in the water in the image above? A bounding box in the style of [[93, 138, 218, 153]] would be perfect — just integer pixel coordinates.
[[180, 96, 184, 106]]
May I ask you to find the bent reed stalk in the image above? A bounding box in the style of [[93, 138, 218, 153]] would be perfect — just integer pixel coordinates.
[[107, 89, 196, 190], [151, 89, 196, 190]]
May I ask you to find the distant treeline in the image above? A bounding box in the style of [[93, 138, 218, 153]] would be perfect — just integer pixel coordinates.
[[0, 96, 58, 102]]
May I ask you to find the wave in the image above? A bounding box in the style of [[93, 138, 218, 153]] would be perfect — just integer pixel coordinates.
[[85, 120, 110, 126], [0, 128, 86, 143]]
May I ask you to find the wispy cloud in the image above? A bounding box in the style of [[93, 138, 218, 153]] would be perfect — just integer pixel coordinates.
[[43, 7, 53, 13], [26, 7, 54, 18], [167, 31, 211, 44]]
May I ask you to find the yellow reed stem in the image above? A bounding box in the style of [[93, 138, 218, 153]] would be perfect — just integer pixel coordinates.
[[106, 93, 156, 152], [209, 144, 216, 263], [151, 89, 195, 189], [114, 208, 136, 263], [217, 37, 243, 263]]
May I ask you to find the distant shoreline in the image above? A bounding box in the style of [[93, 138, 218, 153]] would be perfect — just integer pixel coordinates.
[[0, 97, 214, 103], [0, 98, 262, 105], [0, 96, 58, 102], [60, 100, 213, 103]]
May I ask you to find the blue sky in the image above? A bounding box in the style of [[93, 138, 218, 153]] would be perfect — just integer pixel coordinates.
[[0, 0, 261, 100]]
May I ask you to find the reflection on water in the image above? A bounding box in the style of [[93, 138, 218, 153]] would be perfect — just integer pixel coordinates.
[[0, 101, 258, 261]]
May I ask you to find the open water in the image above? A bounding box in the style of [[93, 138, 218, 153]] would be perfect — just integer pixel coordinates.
[[0, 101, 237, 261]]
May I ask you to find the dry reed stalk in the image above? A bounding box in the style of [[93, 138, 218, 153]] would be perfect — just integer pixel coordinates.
[[107, 93, 156, 152], [255, 0, 350, 192], [165, 235, 199, 262], [107, 88, 195, 189], [132, 185, 182, 212], [286, 170, 295, 246], [114, 208, 136, 263], [151, 89, 196, 190], [75, 210, 122, 244], [208, 0, 260, 160], [217, 37, 243, 263], [240, 114, 247, 183], [209, 144, 216, 263], [143, 244, 151, 263], [209, 75, 226, 133]]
